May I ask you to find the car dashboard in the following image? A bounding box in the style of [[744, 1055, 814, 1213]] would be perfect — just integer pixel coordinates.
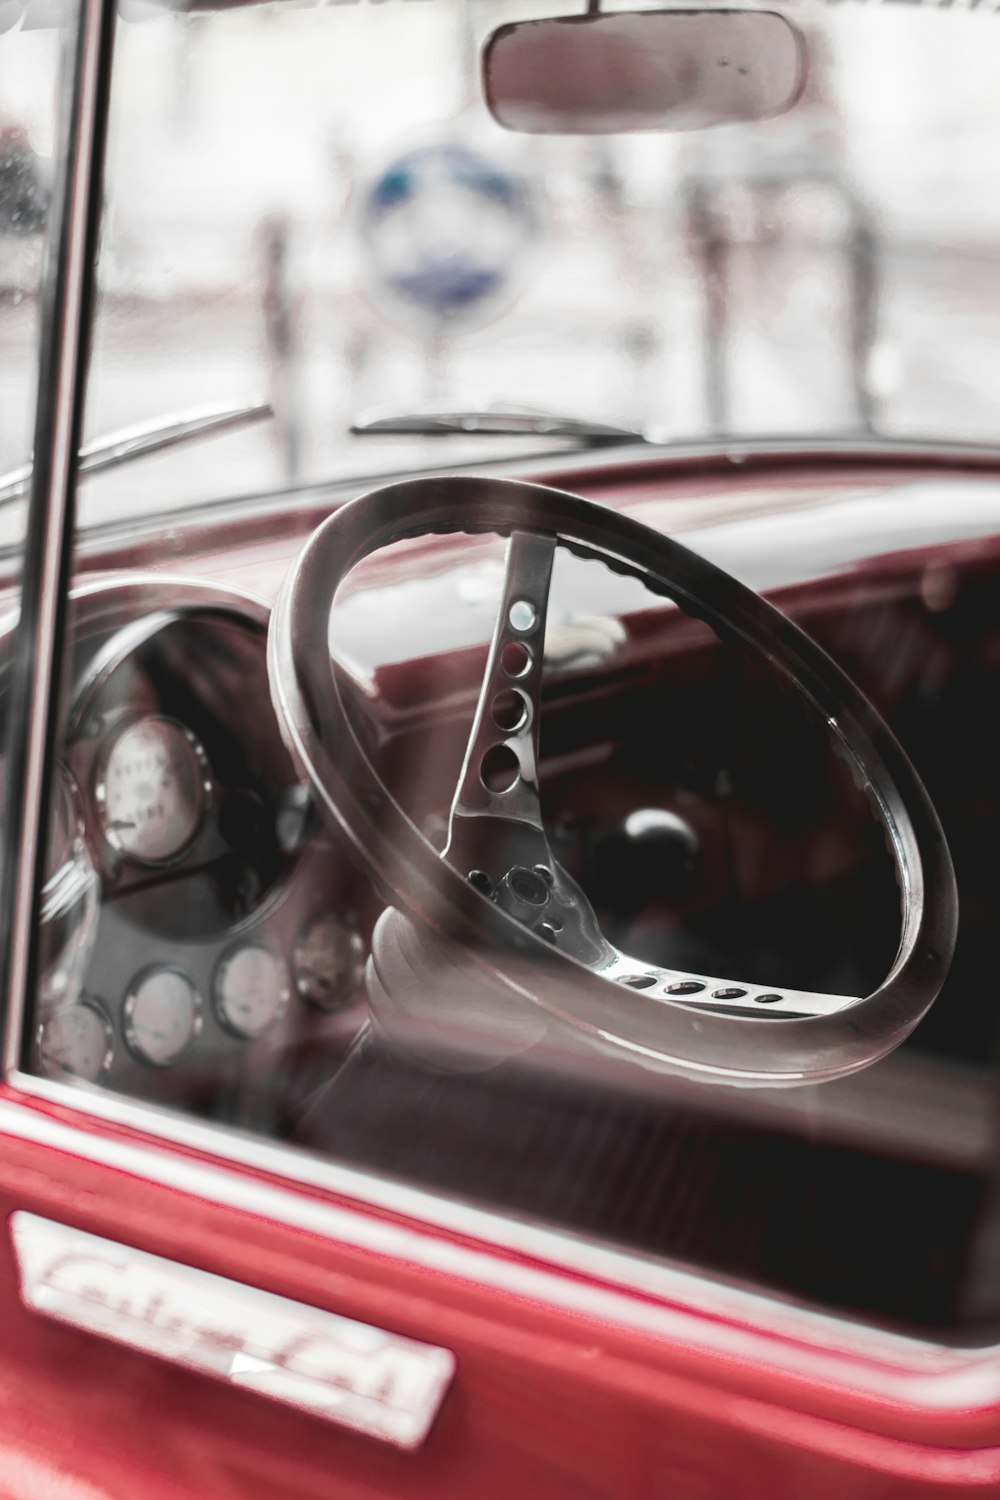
[[32, 580, 369, 1130]]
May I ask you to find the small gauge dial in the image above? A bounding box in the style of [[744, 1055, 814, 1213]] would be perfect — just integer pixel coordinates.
[[213, 943, 289, 1039], [38, 998, 113, 1082], [293, 913, 364, 1012], [95, 715, 211, 865], [124, 966, 201, 1067]]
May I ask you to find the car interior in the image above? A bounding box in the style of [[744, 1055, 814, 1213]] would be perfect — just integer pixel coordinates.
[[19, 447, 1000, 1347], [5, 0, 1000, 1382]]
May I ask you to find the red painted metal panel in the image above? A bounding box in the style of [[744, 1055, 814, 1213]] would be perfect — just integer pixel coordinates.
[[0, 1085, 998, 1497]]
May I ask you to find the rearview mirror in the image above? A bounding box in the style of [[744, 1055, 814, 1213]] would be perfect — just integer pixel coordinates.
[[483, 8, 805, 135]]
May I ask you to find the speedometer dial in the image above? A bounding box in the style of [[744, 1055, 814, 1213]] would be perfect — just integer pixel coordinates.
[[124, 966, 202, 1067], [213, 943, 290, 1039], [95, 715, 211, 865]]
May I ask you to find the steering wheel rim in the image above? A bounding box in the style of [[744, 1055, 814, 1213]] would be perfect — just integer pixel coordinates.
[[269, 474, 957, 1087]]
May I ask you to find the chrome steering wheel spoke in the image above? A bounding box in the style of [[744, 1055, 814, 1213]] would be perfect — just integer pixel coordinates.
[[444, 530, 609, 966], [445, 529, 554, 876], [600, 946, 856, 1019]]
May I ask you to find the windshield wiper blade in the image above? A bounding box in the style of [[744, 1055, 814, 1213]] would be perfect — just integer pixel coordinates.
[[0, 397, 272, 506], [351, 402, 654, 447]]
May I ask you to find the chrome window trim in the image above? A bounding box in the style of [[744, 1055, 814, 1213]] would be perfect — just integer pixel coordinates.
[[0, 0, 117, 1090]]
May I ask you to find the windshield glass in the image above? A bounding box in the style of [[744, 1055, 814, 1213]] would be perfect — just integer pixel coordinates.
[[2, 0, 999, 522]]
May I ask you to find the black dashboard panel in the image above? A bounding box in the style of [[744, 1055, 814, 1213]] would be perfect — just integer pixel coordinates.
[[33, 580, 368, 1123]]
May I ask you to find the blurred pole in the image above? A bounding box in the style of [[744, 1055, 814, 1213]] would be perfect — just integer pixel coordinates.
[[687, 174, 730, 436], [424, 328, 449, 402], [260, 212, 304, 484], [169, 8, 195, 134], [847, 197, 880, 434]]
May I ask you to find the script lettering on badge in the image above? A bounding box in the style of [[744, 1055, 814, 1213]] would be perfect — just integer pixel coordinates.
[[10, 1213, 455, 1448]]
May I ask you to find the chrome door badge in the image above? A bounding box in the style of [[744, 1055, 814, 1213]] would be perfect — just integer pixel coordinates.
[[10, 1212, 455, 1448]]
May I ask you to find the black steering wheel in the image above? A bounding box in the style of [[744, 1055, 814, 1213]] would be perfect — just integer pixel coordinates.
[[268, 475, 957, 1087]]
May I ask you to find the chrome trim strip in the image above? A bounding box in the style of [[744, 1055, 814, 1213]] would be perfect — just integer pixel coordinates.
[[6, 1074, 1000, 1403], [10, 1212, 455, 1448], [0, 398, 272, 507]]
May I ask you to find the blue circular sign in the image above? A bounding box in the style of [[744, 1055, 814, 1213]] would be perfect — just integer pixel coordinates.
[[358, 141, 540, 334]]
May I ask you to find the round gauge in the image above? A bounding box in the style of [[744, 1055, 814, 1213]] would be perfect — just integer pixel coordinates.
[[95, 715, 211, 865], [124, 966, 202, 1067], [213, 943, 290, 1039], [293, 914, 365, 1012], [38, 998, 113, 1082]]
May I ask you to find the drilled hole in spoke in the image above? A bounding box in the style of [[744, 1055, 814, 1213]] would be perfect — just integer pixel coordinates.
[[666, 981, 705, 995], [492, 688, 528, 733], [508, 599, 537, 633], [755, 992, 784, 1004], [480, 743, 520, 793], [501, 642, 532, 679], [508, 867, 549, 905], [620, 974, 657, 989], [713, 987, 747, 1000]]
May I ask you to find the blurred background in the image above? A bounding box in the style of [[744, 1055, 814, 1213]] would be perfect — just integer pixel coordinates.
[[2, 0, 1000, 520]]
